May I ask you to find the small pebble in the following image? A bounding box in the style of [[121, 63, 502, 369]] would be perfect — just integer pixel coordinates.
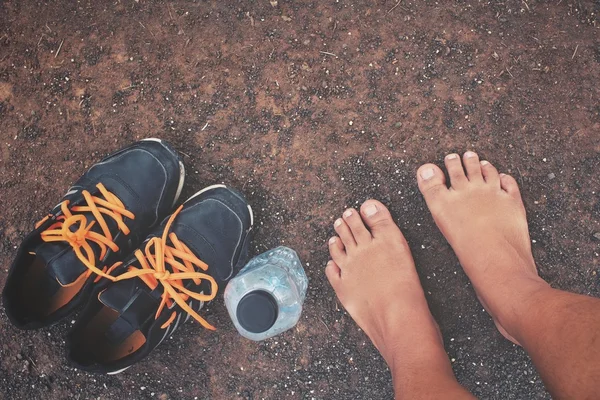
[[593, 232, 600, 241], [547, 173, 555, 180]]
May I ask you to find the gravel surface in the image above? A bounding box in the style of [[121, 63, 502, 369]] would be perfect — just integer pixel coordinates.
[[0, 1, 599, 399]]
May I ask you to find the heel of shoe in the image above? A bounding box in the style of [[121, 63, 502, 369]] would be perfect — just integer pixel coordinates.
[[141, 138, 185, 206]]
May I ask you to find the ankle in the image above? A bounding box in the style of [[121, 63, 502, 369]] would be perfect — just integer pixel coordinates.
[[391, 352, 464, 398], [491, 276, 553, 339], [382, 317, 447, 369], [395, 378, 473, 400]]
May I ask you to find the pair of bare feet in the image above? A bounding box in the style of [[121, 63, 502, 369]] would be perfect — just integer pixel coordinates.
[[325, 151, 554, 398]]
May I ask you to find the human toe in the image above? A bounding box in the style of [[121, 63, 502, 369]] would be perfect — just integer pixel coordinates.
[[328, 236, 346, 264], [325, 260, 342, 287], [334, 216, 356, 249], [480, 160, 500, 186], [342, 208, 372, 244], [444, 153, 468, 188], [417, 163, 449, 201], [500, 173, 521, 199], [463, 151, 483, 182], [359, 200, 401, 240]]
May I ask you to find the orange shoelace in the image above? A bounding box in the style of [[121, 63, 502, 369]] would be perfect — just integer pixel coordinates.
[[99, 205, 218, 331], [35, 183, 135, 283]]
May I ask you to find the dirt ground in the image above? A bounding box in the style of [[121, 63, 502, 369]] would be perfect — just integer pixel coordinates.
[[0, 0, 599, 399]]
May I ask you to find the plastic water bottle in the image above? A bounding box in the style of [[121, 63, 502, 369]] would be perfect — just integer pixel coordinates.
[[224, 246, 308, 341]]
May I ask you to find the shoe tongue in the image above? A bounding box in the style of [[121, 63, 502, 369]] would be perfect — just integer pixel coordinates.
[[99, 278, 145, 311], [98, 276, 160, 345]]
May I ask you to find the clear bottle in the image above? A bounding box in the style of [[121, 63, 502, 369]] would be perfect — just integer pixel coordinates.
[[224, 246, 308, 341]]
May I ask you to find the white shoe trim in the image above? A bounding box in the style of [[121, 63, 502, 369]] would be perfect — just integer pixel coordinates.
[[184, 184, 227, 203], [141, 138, 185, 207], [107, 366, 131, 375]]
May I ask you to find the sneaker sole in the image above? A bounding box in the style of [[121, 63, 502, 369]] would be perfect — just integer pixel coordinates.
[[142, 138, 186, 207]]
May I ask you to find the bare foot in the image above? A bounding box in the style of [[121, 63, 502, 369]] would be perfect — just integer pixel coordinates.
[[325, 200, 473, 398], [417, 151, 550, 344]]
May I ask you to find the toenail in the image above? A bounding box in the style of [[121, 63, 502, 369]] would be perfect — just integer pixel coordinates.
[[464, 151, 477, 158], [329, 237, 337, 244], [480, 160, 489, 166], [446, 153, 459, 160], [364, 203, 378, 217], [500, 173, 506, 177], [343, 209, 353, 218], [420, 167, 435, 180], [334, 219, 342, 227]]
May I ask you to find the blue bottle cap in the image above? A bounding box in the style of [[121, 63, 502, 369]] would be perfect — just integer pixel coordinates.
[[236, 290, 278, 334]]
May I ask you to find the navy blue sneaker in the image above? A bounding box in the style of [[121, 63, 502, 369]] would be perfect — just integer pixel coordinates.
[[67, 185, 253, 374], [3, 139, 185, 329]]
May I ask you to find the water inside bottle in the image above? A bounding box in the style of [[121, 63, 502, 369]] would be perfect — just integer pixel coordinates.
[[224, 246, 308, 341]]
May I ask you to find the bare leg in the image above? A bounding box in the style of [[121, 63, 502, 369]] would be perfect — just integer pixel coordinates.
[[417, 151, 600, 399], [325, 200, 474, 399]]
